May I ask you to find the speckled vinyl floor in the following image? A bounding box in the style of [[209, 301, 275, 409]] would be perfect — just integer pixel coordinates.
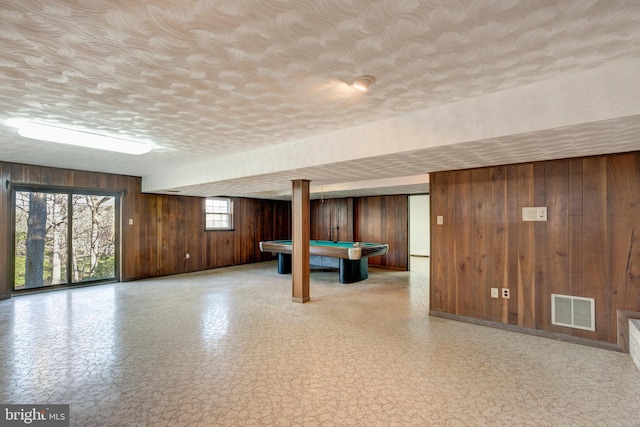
[[1, 258, 639, 426]]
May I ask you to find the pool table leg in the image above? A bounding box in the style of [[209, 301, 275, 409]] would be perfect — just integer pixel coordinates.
[[339, 258, 368, 283], [277, 253, 292, 274], [277, 253, 368, 284]]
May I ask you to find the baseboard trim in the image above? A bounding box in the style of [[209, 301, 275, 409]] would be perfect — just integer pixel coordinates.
[[429, 311, 623, 353]]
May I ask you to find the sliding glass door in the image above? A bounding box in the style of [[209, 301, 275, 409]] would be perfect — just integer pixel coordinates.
[[13, 189, 118, 291]]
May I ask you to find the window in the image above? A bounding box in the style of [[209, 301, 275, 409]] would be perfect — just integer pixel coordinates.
[[205, 197, 233, 230]]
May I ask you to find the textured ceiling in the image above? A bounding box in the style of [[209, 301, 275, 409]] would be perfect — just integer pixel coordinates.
[[1, 0, 640, 199]]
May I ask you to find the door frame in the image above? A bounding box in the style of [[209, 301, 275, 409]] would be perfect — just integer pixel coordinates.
[[10, 184, 121, 293]]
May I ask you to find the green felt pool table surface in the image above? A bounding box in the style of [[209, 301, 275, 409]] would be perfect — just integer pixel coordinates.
[[259, 240, 389, 260]]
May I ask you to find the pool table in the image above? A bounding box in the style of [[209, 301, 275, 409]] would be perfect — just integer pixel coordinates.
[[259, 239, 389, 283]]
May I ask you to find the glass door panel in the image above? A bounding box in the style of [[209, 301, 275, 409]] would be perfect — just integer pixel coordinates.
[[14, 191, 68, 290], [71, 194, 116, 283]]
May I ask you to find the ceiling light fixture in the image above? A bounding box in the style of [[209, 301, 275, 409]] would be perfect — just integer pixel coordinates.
[[348, 75, 376, 92], [5, 118, 153, 155]]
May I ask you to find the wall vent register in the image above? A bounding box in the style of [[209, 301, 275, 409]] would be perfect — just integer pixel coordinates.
[[551, 294, 595, 331]]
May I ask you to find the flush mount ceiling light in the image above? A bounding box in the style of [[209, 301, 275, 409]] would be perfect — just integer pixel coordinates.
[[348, 75, 376, 91], [5, 118, 153, 155]]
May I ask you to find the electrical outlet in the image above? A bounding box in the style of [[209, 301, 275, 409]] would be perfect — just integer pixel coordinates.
[[502, 288, 510, 299], [491, 288, 499, 298]]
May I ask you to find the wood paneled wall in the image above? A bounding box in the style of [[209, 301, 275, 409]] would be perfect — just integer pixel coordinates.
[[355, 195, 409, 270], [0, 162, 291, 298], [310, 198, 354, 242], [430, 153, 640, 345], [310, 195, 409, 271], [0, 163, 10, 299], [133, 194, 290, 277]]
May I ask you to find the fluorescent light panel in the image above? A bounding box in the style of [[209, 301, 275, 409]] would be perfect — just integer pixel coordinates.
[[6, 118, 153, 155]]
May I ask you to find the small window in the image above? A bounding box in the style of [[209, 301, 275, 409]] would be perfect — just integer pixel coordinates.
[[205, 197, 233, 230]]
